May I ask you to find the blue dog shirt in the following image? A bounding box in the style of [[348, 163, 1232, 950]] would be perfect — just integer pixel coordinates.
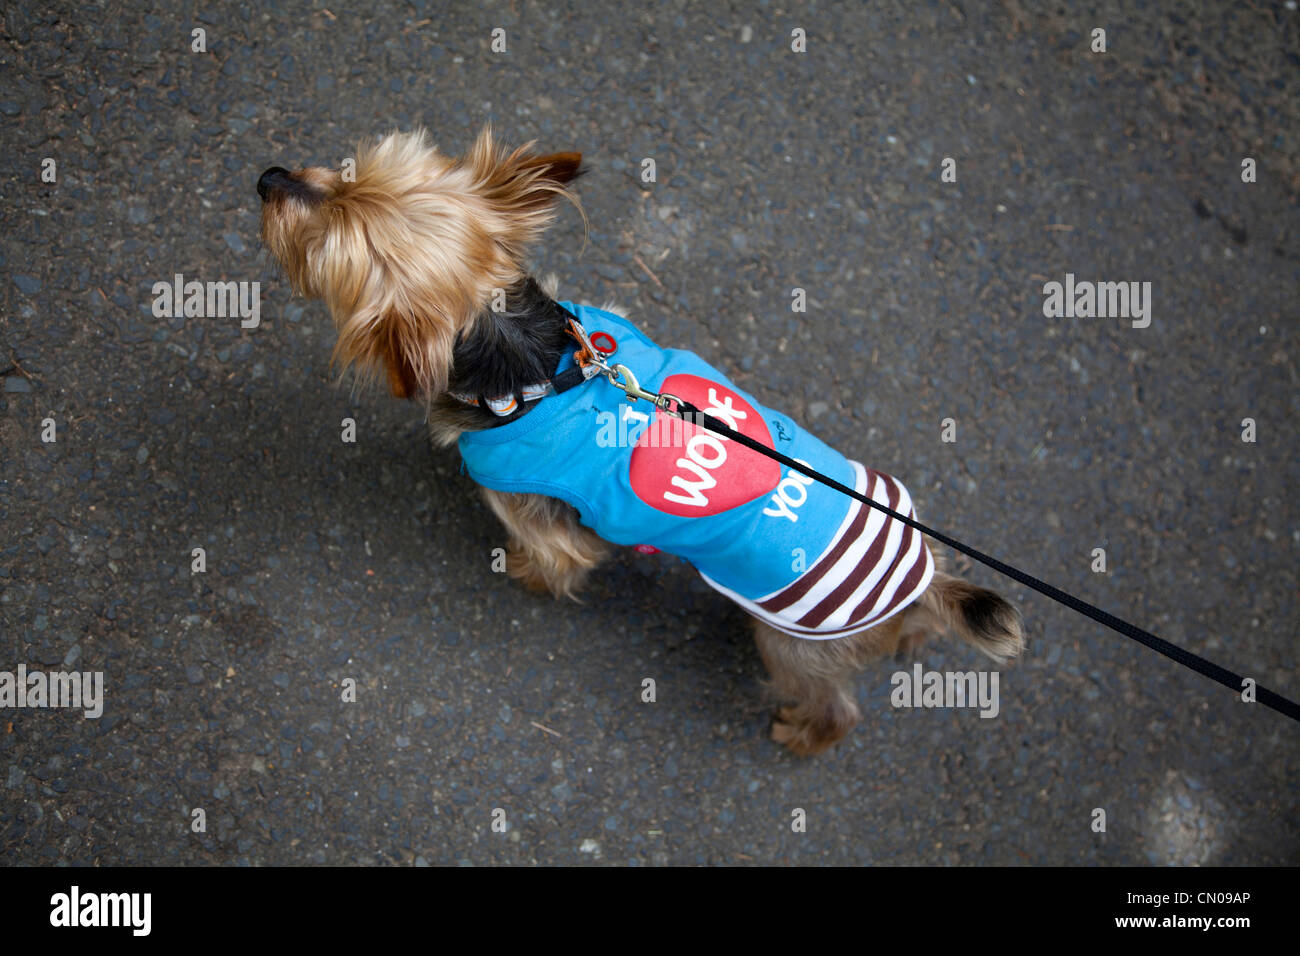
[[457, 303, 934, 639]]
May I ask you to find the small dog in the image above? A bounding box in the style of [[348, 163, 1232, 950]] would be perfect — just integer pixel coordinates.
[[257, 127, 1025, 755]]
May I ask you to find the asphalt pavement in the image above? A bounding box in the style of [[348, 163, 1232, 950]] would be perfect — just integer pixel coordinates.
[[1, 1, 1297, 865]]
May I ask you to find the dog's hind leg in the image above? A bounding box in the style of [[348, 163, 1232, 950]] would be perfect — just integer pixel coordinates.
[[753, 616, 904, 756]]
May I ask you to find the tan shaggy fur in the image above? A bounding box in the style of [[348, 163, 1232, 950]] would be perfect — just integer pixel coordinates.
[[260, 127, 581, 399]]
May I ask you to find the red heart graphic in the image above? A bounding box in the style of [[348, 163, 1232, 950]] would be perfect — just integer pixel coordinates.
[[629, 373, 780, 516]]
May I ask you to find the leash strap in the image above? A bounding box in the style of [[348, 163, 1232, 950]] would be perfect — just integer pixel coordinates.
[[664, 397, 1300, 725]]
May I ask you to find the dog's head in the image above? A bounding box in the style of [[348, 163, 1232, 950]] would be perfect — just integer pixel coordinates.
[[257, 127, 581, 398]]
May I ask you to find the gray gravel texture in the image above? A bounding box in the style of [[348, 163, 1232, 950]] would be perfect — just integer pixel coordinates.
[[0, 1, 1297, 865]]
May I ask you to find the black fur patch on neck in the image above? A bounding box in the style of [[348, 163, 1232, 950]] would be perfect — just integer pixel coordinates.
[[448, 277, 574, 426]]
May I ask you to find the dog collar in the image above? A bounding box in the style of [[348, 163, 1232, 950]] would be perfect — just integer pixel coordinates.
[[449, 318, 617, 416], [448, 381, 562, 417]]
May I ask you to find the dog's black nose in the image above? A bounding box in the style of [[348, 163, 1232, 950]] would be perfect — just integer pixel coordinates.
[[257, 167, 291, 202]]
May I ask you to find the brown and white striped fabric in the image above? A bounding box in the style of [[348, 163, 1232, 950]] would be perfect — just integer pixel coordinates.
[[700, 461, 934, 639]]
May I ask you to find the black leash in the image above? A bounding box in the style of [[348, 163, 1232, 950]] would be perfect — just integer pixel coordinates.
[[658, 394, 1300, 725]]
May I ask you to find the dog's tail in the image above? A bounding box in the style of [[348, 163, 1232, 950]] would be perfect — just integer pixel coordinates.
[[918, 571, 1026, 663]]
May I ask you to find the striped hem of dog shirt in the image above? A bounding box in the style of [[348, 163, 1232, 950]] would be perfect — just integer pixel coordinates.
[[698, 462, 935, 640]]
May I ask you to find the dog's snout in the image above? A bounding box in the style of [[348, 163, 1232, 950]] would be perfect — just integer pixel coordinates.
[[257, 166, 292, 202]]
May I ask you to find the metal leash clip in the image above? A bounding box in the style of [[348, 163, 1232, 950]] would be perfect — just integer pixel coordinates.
[[568, 319, 681, 412], [605, 363, 683, 413]]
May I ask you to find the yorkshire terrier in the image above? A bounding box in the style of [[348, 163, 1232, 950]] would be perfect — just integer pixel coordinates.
[[257, 127, 1025, 755]]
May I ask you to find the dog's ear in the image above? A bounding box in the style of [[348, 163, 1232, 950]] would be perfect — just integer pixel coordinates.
[[331, 303, 455, 401], [515, 150, 584, 200], [465, 125, 583, 215], [384, 350, 419, 399], [374, 308, 427, 399]]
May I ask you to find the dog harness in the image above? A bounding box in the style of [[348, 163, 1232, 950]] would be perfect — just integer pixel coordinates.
[[457, 303, 934, 639]]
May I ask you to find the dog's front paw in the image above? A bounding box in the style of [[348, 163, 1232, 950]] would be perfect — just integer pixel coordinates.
[[507, 548, 560, 595], [505, 544, 590, 600]]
